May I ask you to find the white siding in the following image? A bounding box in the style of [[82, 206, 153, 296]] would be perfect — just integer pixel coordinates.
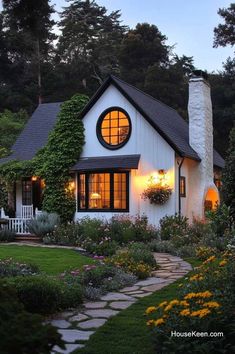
[[75, 84, 176, 226], [16, 181, 22, 217]]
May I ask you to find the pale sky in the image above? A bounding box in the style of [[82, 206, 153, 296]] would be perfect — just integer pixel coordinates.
[[0, 0, 234, 72], [54, 0, 234, 72]]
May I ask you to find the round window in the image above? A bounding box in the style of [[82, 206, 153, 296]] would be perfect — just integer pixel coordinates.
[[97, 107, 131, 149]]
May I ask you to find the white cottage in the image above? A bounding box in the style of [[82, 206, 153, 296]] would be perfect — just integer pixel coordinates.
[[0, 71, 224, 229]]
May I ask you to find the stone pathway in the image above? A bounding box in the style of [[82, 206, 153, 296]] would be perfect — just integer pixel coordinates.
[[50, 253, 192, 354]]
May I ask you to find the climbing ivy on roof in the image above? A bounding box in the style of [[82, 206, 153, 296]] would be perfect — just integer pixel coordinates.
[[37, 94, 89, 222], [0, 94, 89, 222], [0, 160, 36, 184]]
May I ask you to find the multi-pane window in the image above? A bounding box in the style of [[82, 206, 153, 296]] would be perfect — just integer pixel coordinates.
[[180, 176, 186, 197], [22, 179, 32, 205], [78, 172, 129, 211], [97, 108, 131, 149]]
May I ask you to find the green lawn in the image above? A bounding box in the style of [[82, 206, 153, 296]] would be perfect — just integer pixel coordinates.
[[76, 259, 198, 354], [0, 245, 95, 274]]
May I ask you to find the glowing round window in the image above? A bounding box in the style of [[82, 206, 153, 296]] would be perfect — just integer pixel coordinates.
[[97, 107, 131, 149]]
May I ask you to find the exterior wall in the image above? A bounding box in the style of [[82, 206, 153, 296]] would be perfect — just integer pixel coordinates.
[[15, 181, 22, 217], [74, 84, 176, 226]]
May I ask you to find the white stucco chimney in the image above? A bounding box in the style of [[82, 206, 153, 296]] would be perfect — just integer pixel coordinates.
[[188, 70, 217, 218], [188, 70, 213, 181]]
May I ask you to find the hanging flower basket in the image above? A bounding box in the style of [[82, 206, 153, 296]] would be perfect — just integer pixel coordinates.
[[142, 182, 172, 205]]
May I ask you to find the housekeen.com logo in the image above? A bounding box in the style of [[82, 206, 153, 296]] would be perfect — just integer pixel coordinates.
[[171, 331, 224, 338]]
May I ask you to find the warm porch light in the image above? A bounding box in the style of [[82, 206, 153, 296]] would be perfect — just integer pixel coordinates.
[[68, 181, 75, 191], [31, 176, 38, 181]]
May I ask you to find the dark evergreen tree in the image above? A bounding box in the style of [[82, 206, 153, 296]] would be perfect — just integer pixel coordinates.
[[57, 0, 127, 95], [210, 57, 235, 156], [222, 125, 235, 219], [144, 55, 195, 119], [214, 3, 235, 48], [118, 23, 169, 89], [1, 0, 56, 107]]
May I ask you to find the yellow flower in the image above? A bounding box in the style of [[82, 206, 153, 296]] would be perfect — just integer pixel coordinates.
[[155, 318, 165, 326], [203, 255, 216, 264], [219, 260, 227, 267], [180, 309, 190, 316], [158, 301, 168, 308], [184, 291, 213, 300], [164, 304, 173, 312], [200, 291, 213, 298], [184, 292, 197, 300], [145, 306, 157, 314], [203, 301, 220, 308], [190, 309, 211, 318], [169, 299, 180, 306], [189, 274, 204, 281], [180, 300, 189, 307], [146, 319, 155, 326]]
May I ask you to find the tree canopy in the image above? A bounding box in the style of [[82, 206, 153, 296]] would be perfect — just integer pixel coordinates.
[[214, 3, 235, 48], [0, 0, 234, 157]]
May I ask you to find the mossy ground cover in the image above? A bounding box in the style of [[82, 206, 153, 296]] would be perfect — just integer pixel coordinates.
[[0, 245, 95, 274]]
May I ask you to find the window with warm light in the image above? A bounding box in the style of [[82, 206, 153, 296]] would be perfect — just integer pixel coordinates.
[[22, 179, 32, 205], [78, 172, 129, 211], [180, 176, 186, 197], [97, 107, 131, 149]]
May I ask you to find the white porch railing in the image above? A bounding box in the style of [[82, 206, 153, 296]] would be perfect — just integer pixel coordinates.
[[1, 206, 43, 235], [7, 218, 31, 235], [21, 205, 33, 219]]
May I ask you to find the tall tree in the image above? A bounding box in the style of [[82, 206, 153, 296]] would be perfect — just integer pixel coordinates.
[[210, 57, 235, 156], [2, 0, 56, 105], [214, 3, 235, 48], [57, 0, 127, 94], [118, 23, 169, 89], [222, 125, 235, 219], [144, 55, 195, 118]]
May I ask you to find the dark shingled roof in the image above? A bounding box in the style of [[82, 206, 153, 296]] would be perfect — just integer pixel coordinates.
[[71, 154, 140, 171], [80, 75, 224, 168], [0, 76, 224, 168], [0, 102, 62, 164]]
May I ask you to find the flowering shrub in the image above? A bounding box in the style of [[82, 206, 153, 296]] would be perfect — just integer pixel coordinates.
[[61, 264, 137, 300], [105, 243, 158, 279], [195, 246, 217, 260], [146, 252, 235, 352], [81, 236, 118, 256], [46, 215, 158, 253], [142, 183, 172, 205], [0, 258, 39, 277]]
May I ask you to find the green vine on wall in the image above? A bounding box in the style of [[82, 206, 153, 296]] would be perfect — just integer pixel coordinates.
[[37, 94, 89, 222], [0, 94, 89, 222]]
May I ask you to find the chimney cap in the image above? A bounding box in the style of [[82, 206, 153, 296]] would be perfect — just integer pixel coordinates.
[[191, 70, 208, 80]]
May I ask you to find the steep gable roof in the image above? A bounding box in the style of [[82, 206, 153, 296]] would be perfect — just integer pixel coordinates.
[[0, 76, 224, 168], [80, 75, 224, 168], [0, 102, 62, 164]]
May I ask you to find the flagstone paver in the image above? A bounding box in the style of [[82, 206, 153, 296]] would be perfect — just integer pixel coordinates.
[[52, 344, 84, 354], [100, 292, 135, 301], [78, 318, 107, 329], [51, 252, 192, 353], [58, 329, 94, 342], [84, 301, 107, 309], [84, 309, 119, 318], [109, 300, 136, 310]]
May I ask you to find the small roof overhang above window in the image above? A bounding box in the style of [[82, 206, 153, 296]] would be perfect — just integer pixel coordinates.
[[71, 154, 140, 171]]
